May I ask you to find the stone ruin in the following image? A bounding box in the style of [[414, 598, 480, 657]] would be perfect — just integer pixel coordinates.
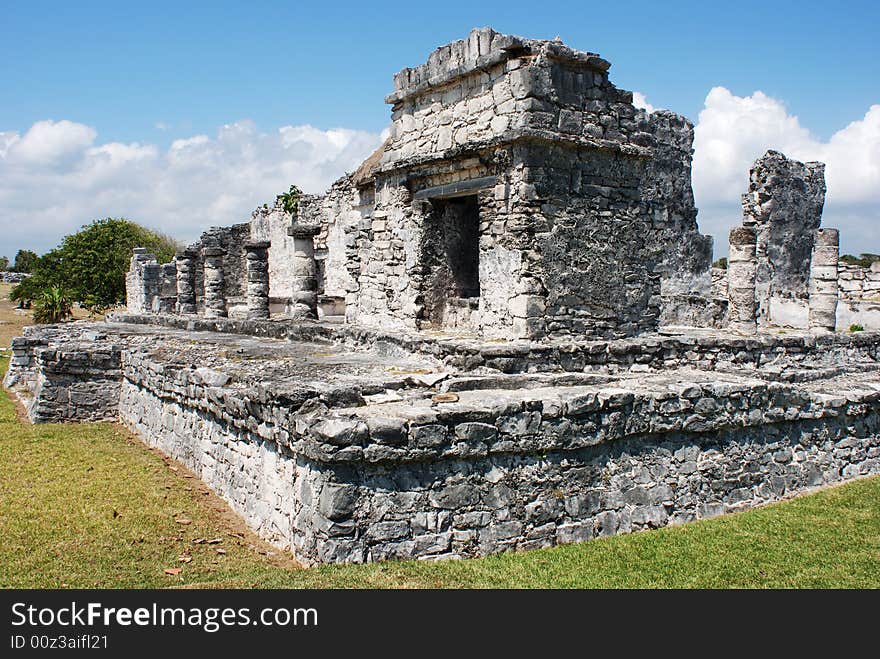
[[5, 28, 880, 565]]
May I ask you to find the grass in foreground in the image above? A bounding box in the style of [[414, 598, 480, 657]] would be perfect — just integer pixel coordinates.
[[1, 352, 879, 588]]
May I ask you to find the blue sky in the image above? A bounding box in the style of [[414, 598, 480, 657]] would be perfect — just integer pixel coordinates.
[[1, 0, 878, 258]]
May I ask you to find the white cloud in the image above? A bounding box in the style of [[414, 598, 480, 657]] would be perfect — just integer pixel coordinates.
[[632, 91, 656, 114], [690, 86, 880, 256], [5, 119, 97, 167], [2, 90, 878, 261], [0, 119, 384, 257]]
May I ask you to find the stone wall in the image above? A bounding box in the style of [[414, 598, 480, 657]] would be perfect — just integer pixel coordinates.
[[7, 317, 880, 565], [283, 381, 880, 563], [660, 294, 727, 329], [249, 202, 296, 308], [837, 261, 880, 330], [109, 329, 880, 565], [839, 262, 880, 302], [346, 27, 714, 340], [4, 329, 121, 423], [705, 259, 880, 332], [186, 223, 251, 316], [644, 111, 712, 296], [125, 248, 161, 313], [120, 372, 880, 563], [741, 150, 826, 329], [711, 267, 728, 299], [119, 353, 301, 550], [300, 176, 364, 312]]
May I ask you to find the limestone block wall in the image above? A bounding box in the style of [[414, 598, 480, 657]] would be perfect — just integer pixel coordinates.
[[530, 144, 661, 338], [839, 261, 880, 302], [660, 294, 727, 329], [300, 176, 365, 307], [643, 111, 712, 297], [3, 335, 46, 391], [185, 224, 250, 317], [350, 156, 532, 338], [250, 202, 297, 307], [118, 356, 302, 550], [711, 267, 728, 299], [125, 249, 161, 313], [5, 332, 122, 423], [347, 179, 423, 332], [288, 386, 880, 563], [837, 261, 880, 330], [741, 150, 826, 329], [382, 28, 630, 166], [113, 344, 880, 565], [7, 318, 880, 565]]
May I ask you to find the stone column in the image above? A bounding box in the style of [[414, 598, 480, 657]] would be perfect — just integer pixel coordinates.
[[286, 223, 320, 320], [727, 227, 757, 334], [175, 249, 197, 314], [244, 240, 271, 320], [157, 262, 178, 313], [126, 248, 160, 314], [202, 246, 227, 319], [809, 228, 839, 332]]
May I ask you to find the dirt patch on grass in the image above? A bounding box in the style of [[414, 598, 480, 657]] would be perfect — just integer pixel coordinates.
[[126, 430, 303, 574]]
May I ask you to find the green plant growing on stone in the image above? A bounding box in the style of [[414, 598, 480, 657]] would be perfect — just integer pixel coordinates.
[[276, 184, 303, 216], [850, 324, 865, 333], [32, 286, 72, 324]]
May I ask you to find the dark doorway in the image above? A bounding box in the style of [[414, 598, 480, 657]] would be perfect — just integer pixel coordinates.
[[420, 194, 481, 326]]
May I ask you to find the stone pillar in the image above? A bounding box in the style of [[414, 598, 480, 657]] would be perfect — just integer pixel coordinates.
[[244, 240, 271, 320], [175, 248, 197, 314], [286, 223, 320, 320], [157, 262, 178, 313], [202, 246, 227, 319], [727, 227, 757, 334], [809, 228, 839, 332], [126, 248, 160, 313]]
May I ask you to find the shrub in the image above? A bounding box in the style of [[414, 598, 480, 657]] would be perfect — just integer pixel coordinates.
[[712, 257, 728, 270], [32, 286, 73, 324], [850, 324, 865, 333]]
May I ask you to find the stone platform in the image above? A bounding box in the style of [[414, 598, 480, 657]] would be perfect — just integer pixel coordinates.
[[5, 314, 880, 564]]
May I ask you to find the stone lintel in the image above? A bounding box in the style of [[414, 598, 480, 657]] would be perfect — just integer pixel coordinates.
[[413, 175, 498, 200], [288, 223, 321, 238]]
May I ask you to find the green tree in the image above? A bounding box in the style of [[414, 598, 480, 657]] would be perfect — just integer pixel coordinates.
[[0, 256, 9, 271], [59, 218, 178, 312], [12, 249, 38, 273], [11, 218, 179, 315]]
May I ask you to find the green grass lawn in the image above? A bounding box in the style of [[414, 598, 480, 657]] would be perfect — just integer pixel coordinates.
[[2, 352, 879, 588]]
